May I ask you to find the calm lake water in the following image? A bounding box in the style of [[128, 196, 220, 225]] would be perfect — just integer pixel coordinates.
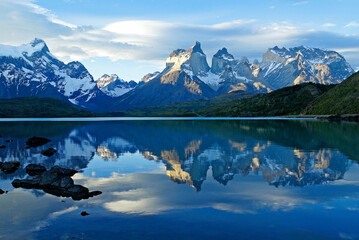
[[0, 119, 359, 240]]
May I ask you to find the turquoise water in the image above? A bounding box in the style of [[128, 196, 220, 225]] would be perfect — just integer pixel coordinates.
[[0, 119, 359, 239]]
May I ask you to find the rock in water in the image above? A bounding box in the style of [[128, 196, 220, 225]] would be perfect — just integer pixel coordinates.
[[12, 165, 101, 200], [25, 137, 51, 148], [0, 189, 4, 194], [41, 148, 57, 157], [49, 166, 78, 176], [0, 161, 20, 174], [0, 145, 5, 149], [26, 164, 47, 176], [81, 211, 90, 216]]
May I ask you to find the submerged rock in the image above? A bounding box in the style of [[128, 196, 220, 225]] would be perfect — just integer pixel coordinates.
[[0, 145, 5, 149], [25, 137, 51, 148], [26, 164, 47, 176], [5, 140, 13, 143], [0, 161, 20, 174], [12, 165, 101, 200], [41, 148, 57, 157]]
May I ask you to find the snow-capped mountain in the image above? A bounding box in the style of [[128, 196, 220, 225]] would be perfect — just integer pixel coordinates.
[[0, 39, 354, 112], [259, 46, 355, 89], [0, 38, 111, 111], [112, 42, 217, 110], [109, 41, 354, 110], [96, 74, 137, 97]]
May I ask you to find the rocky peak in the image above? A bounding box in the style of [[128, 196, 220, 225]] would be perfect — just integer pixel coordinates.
[[188, 41, 205, 55], [169, 49, 186, 58], [96, 73, 137, 97], [165, 41, 210, 77], [96, 74, 124, 88], [211, 48, 235, 74], [141, 71, 160, 83], [239, 56, 250, 65], [65, 61, 93, 80], [261, 47, 292, 65]]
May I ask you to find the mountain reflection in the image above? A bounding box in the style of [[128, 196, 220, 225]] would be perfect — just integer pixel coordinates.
[[0, 120, 357, 191]]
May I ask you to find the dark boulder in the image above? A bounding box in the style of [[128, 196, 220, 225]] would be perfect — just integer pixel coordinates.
[[41, 148, 57, 157], [12, 165, 101, 201], [5, 140, 13, 143], [0, 145, 5, 149], [0, 161, 20, 174], [25, 137, 51, 148], [0, 189, 4, 194], [49, 166, 78, 176], [26, 164, 47, 176], [81, 211, 90, 216]]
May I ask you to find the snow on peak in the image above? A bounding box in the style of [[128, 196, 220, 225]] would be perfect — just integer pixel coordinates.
[[0, 38, 49, 60], [165, 41, 210, 77], [141, 71, 160, 83], [97, 74, 125, 88], [214, 48, 234, 61]]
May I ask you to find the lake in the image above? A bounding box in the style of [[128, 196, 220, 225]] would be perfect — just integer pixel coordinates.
[[0, 119, 359, 240]]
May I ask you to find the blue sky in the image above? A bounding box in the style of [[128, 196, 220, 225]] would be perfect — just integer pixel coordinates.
[[0, 0, 358, 81]]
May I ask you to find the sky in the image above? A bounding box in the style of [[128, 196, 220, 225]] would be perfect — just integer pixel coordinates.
[[0, 0, 358, 81]]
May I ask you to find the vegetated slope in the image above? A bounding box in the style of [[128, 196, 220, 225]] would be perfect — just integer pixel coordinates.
[[197, 83, 334, 117], [114, 90, 254, 117], [0, 97, 95, 117], [305, 72, 359, 115]]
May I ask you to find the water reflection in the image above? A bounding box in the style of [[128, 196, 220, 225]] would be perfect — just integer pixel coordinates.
[[0, 120, 357, 189], [1, 119, 359, 239]]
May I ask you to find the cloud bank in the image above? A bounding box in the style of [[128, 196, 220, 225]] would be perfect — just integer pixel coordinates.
[[0, 0, 358, 72]]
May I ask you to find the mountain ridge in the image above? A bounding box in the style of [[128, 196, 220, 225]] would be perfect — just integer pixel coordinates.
[[0, 39, 354, 112]]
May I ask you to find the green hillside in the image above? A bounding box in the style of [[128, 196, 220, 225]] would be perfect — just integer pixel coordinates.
[[306, 72, 359, 115], [113, 90, 254, 117], [0, 97, 96, 118], [197, 83, 334, 117]]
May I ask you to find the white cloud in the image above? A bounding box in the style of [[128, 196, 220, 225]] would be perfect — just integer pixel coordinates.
[[345, 21, 359, 28], [322, 23, 336, 28], [0, 0, 358, 70], [293, 1, 309, 6]]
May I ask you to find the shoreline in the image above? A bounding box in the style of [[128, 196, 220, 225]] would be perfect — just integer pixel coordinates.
[[0, 115, 358, 122]]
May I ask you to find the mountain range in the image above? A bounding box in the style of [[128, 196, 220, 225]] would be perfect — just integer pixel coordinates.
[[0, 39, 355, 112]]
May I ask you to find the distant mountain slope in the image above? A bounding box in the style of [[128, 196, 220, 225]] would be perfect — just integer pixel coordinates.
[[306, 72, 359, 115], [0, 97, 95, 117], [116, 90, 254, 117], [96, 74, 137, 97], [197, 83, 334, 117], [0, 39, 111, 112]]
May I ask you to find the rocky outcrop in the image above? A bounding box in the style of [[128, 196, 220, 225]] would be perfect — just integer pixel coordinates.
[[26, 164, 47, 176], [41, 148, 57, 157], [0, 161, 20, 174], [25, 137, 51, 148], [12, 165, 102, 200]]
